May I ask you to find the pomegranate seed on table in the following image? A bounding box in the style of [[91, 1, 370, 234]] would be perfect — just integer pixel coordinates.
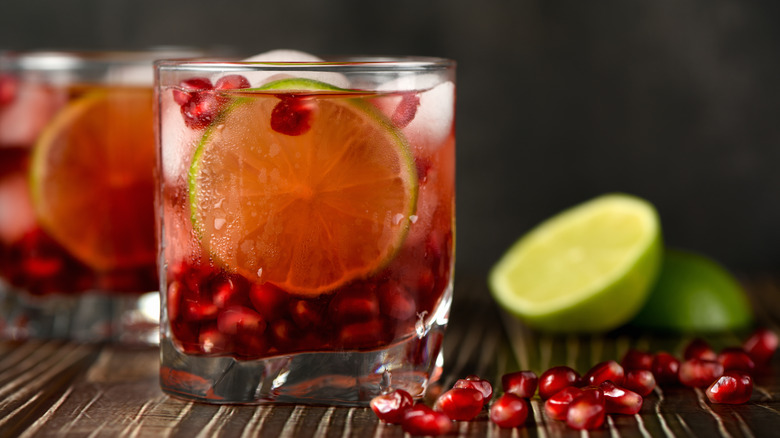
[[717, 347, 756, 373], [583, 360, 625, 386], [490, 393, 529, 428], [621, 349, 654, 371], [652, 352, 681, 385], [370, 388, 414, 424], [706, 371, 754, 404], [402, 403, 452, 436], [678, 358, 724, 387], [502, 370, 538, 398], [599, 381, 644, 415], [684, 338, 717, 361], [453, 375, 493, 404], [434, 387, 484, 421], [544, 386, 583, 421], [566, 387, 605, 430], [538, 366, 580, 399], [623, 369, 657, 396], [743, 328, 778, 366]]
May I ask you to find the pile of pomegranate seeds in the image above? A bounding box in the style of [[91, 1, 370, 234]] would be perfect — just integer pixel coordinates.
[[369, 327, 777, 434]]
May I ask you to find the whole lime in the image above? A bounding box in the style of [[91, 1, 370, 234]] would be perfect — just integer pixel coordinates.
[[630, 249, 753, 332]]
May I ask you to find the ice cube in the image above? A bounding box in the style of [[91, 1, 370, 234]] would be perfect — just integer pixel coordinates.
[[160, 90, 201, 183], [240, 49, 350, 89], [376, 76, 454, 155], [0, 80, 66, 147]]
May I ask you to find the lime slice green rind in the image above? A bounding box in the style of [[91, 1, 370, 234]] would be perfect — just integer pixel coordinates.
[[630, 249, 753, 333], [489, 193, 663, 333]]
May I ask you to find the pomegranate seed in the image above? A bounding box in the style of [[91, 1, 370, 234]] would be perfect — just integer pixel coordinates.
[[434, 388, 484, 421], [544, 386, 583, 420], [270, 95, 315, 136], [268, 318, 298, 346], [402, 404, 452, 436], [621, 349, 654, 371], [623, 369, 656, 396], [217, 306, 266, 336], [181, 91, 220, 129], [706, 371, 753, 404], [289, 299, 323, 329], [249, 282, 289, 322], [652, 352, 681, 385], [743, 328, 778, 366], [22, 256, 63, 277], [183, 301, 218, 321], [489, 393, 529, 428], [583, 360, 625, 386], [0, 73, 18, 106], [717, 347, 756, 373], [378, 282, 416, 320], [199, 325, 231, 354], [212, 276, 245, 308], [167, 280, 183, 321], [599, 381, 643, 415], [328, 289, 380, 323], [214, 74, 250, 90], [338, 319, 386, 349], [684, 338, 717, 361], [391, 92, 421, 128], [566, 388, 605, 430], [173, 77, 213, 105], [370, 388, 414, 424], [538, 366, 580, 399], [502, 370, 538, 398], [454, 375, 493, 404], [678, 358, 724, 388]]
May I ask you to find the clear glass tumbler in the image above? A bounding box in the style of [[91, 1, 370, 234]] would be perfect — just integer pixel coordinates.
[[0, 50, 199, 343], [155, 56, 456, 404]]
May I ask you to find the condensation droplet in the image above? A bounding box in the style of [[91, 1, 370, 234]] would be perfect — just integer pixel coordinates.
[[214, 218, 226, 230], [393, 213, 405, 225], [256, 268, 263, 279], [409, 215, 418, 224]]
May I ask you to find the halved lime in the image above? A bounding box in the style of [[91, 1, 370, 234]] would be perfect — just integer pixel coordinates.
[[489, 194, 662, 332], [189, 78, 418, 296], [630, 249, 753, 332]]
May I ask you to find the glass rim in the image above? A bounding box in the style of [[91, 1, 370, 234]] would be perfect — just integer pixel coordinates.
[[154, 56, 456, 73], [1, 47, 212, 71]]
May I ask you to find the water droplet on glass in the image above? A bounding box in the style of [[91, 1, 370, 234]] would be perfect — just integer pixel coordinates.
[[214, 218, 226, 230], [409, 215, 418, 224], [256, 268, 263, 278], [393, 213, 405, 225]]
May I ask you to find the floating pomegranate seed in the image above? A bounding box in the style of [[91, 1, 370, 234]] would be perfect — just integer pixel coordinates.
[[402, 403, 452, 436], [391, 91, 421, 128], [328, 288, 380, 323], [566, 388, 605, 430], [181, 91, 221, 129], [743, 328, 778, 366], [652, 352, 680, 385], [717, 347, 756, 373], [538, 366, 580, 399], [214, 74, 250, 91], [544, 386, 583, 420], [599, 381, 643, 415], [249, 282, 289, 322], [370, 388, 414, 424], [583, 360, 624, 386], [173, 77, 213, 105], [454, 375, 493, 404], [678, 358, 724, 388], [684, 338, 717, 361], [621, 349, 654, 371], [502, 370, 538, 398], [270, 95, 315, 136], [623, 369, 656, 396], [217, 306, 266, 336], [706, 371, 753, 404], [490, 393, 529, 428], [434, 387, 484, 421]]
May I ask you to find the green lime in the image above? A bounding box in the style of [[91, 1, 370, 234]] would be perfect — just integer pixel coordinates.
[[630, 249, 753, 332], [188, 78, 417, 296], [489, 194, 662, 333]]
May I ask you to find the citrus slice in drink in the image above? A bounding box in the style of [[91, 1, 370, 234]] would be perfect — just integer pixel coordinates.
[[29, 87, 156, 270], [489, 194, 662, 332], [189, 78, 418, 296]]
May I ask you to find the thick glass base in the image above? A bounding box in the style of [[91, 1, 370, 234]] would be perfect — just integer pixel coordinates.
[[160, 286, 451, 406], [0, 281, 159, 344]]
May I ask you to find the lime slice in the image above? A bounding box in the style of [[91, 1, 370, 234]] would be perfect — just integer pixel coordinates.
[[489, 194, 662, 332], [30, 87, 156, 270], [189, 78, 417, 296], [630, 249, 753, 332]]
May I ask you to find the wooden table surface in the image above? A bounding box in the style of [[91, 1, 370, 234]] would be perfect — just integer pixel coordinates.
[[1, 274, 778, 437]]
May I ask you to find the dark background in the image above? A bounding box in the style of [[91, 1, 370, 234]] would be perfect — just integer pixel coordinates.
[[3, 0, 779, 278]]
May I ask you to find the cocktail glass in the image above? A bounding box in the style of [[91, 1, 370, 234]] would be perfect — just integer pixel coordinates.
[[155, 56, 456, 404], [0, 50, 198, 343]]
